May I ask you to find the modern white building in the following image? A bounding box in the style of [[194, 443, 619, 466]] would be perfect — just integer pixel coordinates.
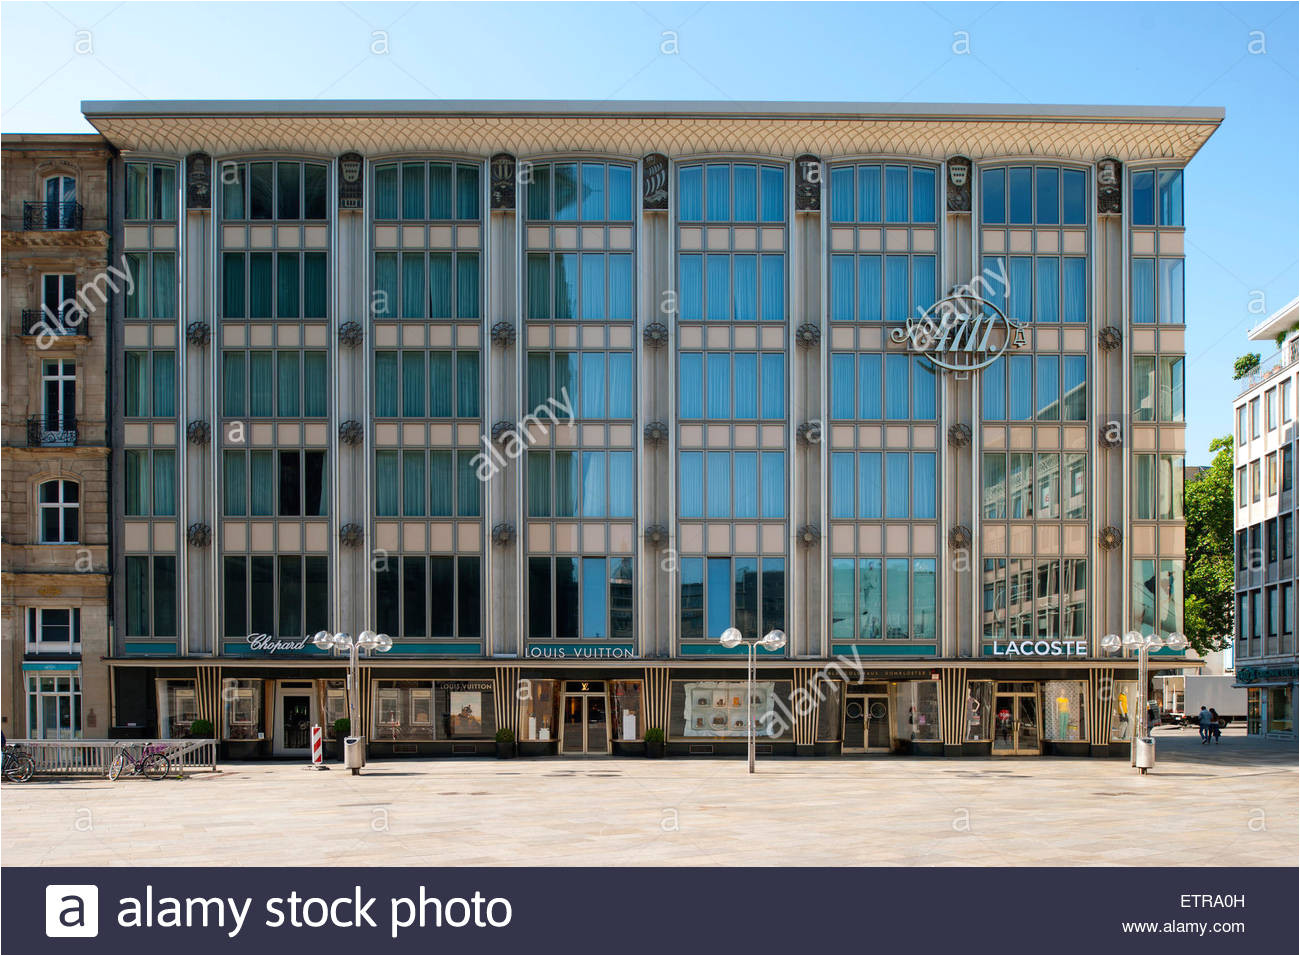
[[1233, 296, 1300, 737]]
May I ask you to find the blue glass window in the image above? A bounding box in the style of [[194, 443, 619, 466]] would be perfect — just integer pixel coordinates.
[[1008, 354, 1033, 420], [1062, 168, 1087, 224], [982, 168, 1005, 224], [885, 256, 908, 324], [1131, 170, 1155, 226], [760, 167, 785, 222], [885, 353, 909, 420], [679, 353, 703, 418], [608, 166, 634, 220], [1036, 258, 1059, 323], [1035, 167, 1059, 225], [859, 354, 882, 420], [1063, 257, 1087, 323], [581, 557, 607, 638], [912, 167, 936, 223], [760, 353, 785, 419], [885, 453, 909, 518], [830, 167, 854, 222], [705, 165, 730, 221], [830, 354, 855, 420], [732, 165, 757, 221], [1158, 169, 1183, 227], [884, 165, 909, 222], [831, 453, 854, 519], [1132, 258, 1156, 324], [858, 256, 882, 322], [1158, 258, 1184, 324], [983, 356, 1006, 421], [912, 453, 936, 519], [859, 452, 882, 518], [1008, 167, 1032, 224], [678, 166, 703, 221], [1036, 355, 1060, 421], [706, 451, 730, 518], [912, 357, 936, 420], [680, 452, 703, 517]]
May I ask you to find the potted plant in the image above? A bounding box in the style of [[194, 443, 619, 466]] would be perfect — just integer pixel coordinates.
[[188, 718, 214, 739], [495, 727, 516, 759], [644, 727, 666, 758], [332, 718, 350, 759]]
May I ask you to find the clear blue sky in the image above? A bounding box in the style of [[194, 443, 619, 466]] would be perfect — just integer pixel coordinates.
[[3, 1, 1296, 462]]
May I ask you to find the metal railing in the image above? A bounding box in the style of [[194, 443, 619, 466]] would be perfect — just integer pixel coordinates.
[[21, 307, 88, 337], [1237, 339, 1300, 395], [5, 738, 218, 776], [26, 416, 78, 447], [22, 201, 84, 230]]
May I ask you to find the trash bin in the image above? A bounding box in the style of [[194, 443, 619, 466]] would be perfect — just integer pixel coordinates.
[[343, 736, 365, 775], [1134, 736, 1155, 772]]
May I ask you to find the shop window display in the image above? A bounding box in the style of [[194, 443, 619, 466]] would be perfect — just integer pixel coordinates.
[[1109, 680, 1138, 741], [893, 680, 940, 742], [438, 680, 496, 739], [158, 679, 198, 739], [221, 678, 263, 740], [518, 679, 559, 741], [320, 680, 346, 738], [372, 680, 436, 741], [1042, 679, 1087, 741], [815, 680, 843, 741], [609, 680, 644, 742], [963, 680, 994, 742], [669, 680, 794, 740]]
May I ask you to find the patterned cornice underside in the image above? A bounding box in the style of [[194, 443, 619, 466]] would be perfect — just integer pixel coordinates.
[[91, 116, 1219, 162]]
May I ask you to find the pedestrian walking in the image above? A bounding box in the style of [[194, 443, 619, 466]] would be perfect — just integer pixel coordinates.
[[1209, 708, 1222, 743], [1197, 705, 1212, 743]]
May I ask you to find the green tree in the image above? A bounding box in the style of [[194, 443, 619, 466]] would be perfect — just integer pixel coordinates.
[[1183, 436, 1235, 654]]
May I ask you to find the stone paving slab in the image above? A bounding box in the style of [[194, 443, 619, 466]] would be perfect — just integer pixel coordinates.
[[2, 727, 1294, 867]]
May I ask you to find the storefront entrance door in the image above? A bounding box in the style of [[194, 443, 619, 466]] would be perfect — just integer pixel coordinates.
[[992, 689, 1040, 755], [274, 681, 316, 755], [843, 694, 891, 753], [560, 693, 609, 754]]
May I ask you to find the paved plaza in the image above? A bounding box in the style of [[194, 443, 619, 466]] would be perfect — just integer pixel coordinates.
[[2, 727, 1295, 867]]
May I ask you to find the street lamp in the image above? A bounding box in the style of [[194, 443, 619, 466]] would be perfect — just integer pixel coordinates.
[[312, 630, 393, 774], [719, 626, 787, 773], [1101, 630, 1187, 771]]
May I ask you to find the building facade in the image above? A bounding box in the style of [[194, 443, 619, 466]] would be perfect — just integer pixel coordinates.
[[78, 100, 1220, 758], [1, 134, 115, 740], [1232, 297, 1299, 738]]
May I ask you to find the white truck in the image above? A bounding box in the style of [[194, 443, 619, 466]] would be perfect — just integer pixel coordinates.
[[1179, 675, 1248, 728]]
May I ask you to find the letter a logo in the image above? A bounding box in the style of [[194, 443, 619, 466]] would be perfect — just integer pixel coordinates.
[[45, 885, 98, 937]]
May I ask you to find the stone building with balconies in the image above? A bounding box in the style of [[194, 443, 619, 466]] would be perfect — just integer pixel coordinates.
[[1, 133, 115, 740]]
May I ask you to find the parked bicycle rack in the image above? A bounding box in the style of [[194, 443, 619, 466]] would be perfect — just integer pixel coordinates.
[[4, 739, 219, 777]]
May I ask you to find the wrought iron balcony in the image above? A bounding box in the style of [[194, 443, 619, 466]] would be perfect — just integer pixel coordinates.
[[22, 201, 84, 230], [27, 416, 78, 447], [21, 308, 88, 338]]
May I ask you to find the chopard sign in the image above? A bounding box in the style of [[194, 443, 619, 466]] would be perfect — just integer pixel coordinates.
[[246, 633, 312, 654], [889, 272, 1026, 374]]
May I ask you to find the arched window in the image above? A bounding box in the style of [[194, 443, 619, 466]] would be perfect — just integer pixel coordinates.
[[38, 479, 79, 543], [43, 174, 78, 228]]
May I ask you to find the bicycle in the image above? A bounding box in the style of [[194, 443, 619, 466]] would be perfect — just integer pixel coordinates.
[[107, 743, 171, 781], [3, 745, 35, 783]]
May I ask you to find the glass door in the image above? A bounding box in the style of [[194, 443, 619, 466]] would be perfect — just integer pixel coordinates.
[[993, 688, 1040, 755], [560, 693, 610, 754], [585, 696, 608, 752], [843, 695, 866, 752], [1016, 694, 1040, 752], [562, 695, 584, 752], [274, 682, 316, 753], [865, 694, 891, 751]]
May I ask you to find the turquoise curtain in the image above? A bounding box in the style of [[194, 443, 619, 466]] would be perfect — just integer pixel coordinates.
[[761, 353, 784, 419], [580, 163, 605, 220], [912, 167, 936, 223], [527, 353, 550, 411], [554, 254, 578, 319], [831, 452, 855, 518], [1008, 257, 1033, 323], [277, 254, 299, 318], [222, 253, 244, 318], [403, 451, 425, 516], [706, 451, 730, 518], [679, 353, 703, 418], [830, 166, 854, 222], [732, 164, 757, 221], [153, 450, 176, 516], [857, 165, 881, 222], [527, 451, 550, 516], [248, 253, 272, 318], [249, 352, 273, 416], [678, 255, 703, 320], [553, 164, 578, 220], [1007, 354, 1033, 420], [303, 253, 326, 318], [912, 453, 936, 519], [402, 163, 425, 219], [981, 256, 1006, 315], [125, 352, 147, 416], [277, 351, 300, 417], [733, 255, 757, 321], [761, 451, 784, 518], [706, 255, 729, 321], [705, 165, 730, 221], [884, 255, 908, 323], [1132, 259, 1155, 324], [429, 163, 452, 219], [456, 351, 480, 418], [760, 255, 784, 321], [580, 254, 605, 320], [1037, 355, 1060, 420], [427, 351, 452, 416], [401, 351, 425, 417], [982, 356, 1006, 420], [733, 452, 758, 518], [581, 352, 605, 418], [677, 166, 702, 220], [884, 165, 908, 222], [223, 451, 247, 517], [555, 450, 578, 517], [526, 166, 550, 221], [912, 357, 936, 420], [303, 352, 327, 417], [457, 252, 479, 318], [608, 353, 633, 418], [373, 253, 398, 319], [374, 165, 399, 219], [428, 253, 452, 318], [555, 353, 577, 419], [607, 254, 633, 320], [456, 450, 480, 516], [885, 453, 909, 518], [124, 253, 147, 318], [760, 166, 784, 222], [428, 451, 452, 515], [526, 254, 550, 320], [152, 253, 177, 318], [402, 254, 425, 318], [152, 351, 176, 417], [375, 451, 399, 516], [1063, 257, 1086, 323], [222, 352, 245, 417], [679, 452, 703, 517], [125, 450, 147, 515], [1036, 257, 1060, 323], [733, 353, 757, 419], [830, 255, 854, 321], [222, 168, 244, 220], [456, 164, 479, 220], [830, 353, 854, 420], [374, 352, 398, 417], [911, 256, 936, 317], [125, 164, 149, 220], [858, 255, 882, 322], [859, 452, 882, 518], [706, 353, 730, 418], [858, 354, 882, 419], [608, 165, 633, 220], [885, 353, 909, 419], [250, 450, 273, 515], [608, 452, 634, 517]]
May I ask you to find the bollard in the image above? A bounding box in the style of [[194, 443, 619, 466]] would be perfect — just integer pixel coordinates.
[[310, 724, 329, 771]]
